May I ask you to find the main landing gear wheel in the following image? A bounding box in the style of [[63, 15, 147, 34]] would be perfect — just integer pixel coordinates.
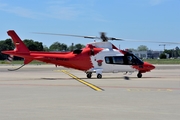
[[137, 72, 142, 78], [86, 72, 92, 78], [97, 74, 102, 79]]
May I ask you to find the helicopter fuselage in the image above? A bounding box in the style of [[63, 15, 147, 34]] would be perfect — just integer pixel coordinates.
[[2, 30, 155, 78]]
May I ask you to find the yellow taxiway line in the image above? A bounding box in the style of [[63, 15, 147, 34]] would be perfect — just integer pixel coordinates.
[[59, 70, 104, 91]]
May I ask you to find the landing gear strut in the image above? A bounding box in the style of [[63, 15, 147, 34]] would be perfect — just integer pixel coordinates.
[[137, 72, 142, 78], [86, 69, 103, 79], [96, 69, 102, 79]]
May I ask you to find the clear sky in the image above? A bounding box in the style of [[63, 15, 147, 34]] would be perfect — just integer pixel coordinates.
[[0, 0, 180, 50]]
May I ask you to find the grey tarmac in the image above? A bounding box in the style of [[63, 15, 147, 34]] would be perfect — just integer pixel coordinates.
[[0, 64, 180, 120]]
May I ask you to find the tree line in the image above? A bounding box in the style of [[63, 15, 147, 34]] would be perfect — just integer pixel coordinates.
[[0, 39, 180, 60], [160, 47, 180, 59], [0, 39, 85, 60]]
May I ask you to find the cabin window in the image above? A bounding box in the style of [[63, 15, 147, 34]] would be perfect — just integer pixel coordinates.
[[105, 56, 124, 64], [105, 54, 143, 65], [113, 56, 124, 64], [105, 57, 110, 64]]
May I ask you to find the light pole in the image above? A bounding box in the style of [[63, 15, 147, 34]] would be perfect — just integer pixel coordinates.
[[159, 44, 166, 51]]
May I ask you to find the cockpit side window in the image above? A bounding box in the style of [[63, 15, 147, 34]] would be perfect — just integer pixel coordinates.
[[124, 54, 143, 65]]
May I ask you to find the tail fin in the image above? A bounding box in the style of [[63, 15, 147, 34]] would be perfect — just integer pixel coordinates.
[[7, 30, 29, 53], [2, 30, 33, 65]]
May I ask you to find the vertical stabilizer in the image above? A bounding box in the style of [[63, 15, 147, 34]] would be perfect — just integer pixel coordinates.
[[7, 30, 29, 52]]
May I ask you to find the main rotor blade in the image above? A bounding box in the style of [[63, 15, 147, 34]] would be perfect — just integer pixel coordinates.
[[108, 37, 124, 41], [33, 32, 179, 44], [124, 39, 180, 44], [32, 32, 100, 39]]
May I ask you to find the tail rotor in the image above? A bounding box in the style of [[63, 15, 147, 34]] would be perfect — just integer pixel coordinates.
[[6, 55, 14, 63]]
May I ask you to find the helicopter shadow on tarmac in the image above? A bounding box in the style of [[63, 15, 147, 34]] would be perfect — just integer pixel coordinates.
[[40, 76, 162, 81]]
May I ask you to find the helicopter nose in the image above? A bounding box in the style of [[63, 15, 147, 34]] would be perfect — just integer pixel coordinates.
[[143, 62, 155, 71]]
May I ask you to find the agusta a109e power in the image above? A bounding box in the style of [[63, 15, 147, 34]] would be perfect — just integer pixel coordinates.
[[2, 30, 155, 78]]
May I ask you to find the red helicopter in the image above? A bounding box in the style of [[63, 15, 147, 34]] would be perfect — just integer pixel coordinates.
[[2, 30, 155, 78]]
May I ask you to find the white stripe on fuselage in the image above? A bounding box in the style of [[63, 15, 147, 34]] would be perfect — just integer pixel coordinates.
[[88, 48, 136, 73]]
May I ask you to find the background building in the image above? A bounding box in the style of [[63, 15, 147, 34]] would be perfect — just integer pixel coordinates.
[[132, 50, 163, 59]]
